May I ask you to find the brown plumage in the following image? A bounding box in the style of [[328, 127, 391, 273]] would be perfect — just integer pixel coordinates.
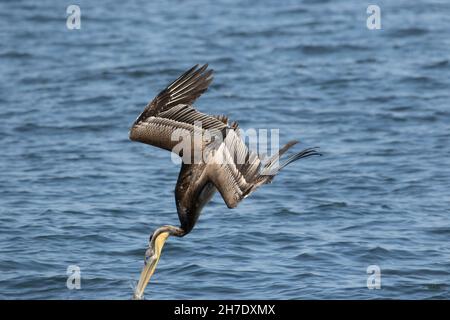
[[130, 64, 322, 300], [129, 64, 321, 236]]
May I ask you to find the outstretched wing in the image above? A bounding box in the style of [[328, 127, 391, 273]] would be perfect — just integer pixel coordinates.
[[129, 64, 227, 154], [206, 132, 317, 209], [130, 63, 321, 209], [206, 129, 265, 208], [133, 64, 213, 125]]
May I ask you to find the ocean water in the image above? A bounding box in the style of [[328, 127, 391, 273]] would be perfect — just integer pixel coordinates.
[[0, 0, 449, 299]]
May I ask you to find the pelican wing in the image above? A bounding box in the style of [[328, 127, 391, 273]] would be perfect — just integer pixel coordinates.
[[133, 64, 214, 124], [206, 129, 264, 208], [130, 65, 226, 154], [206, 132, 307, 209], [130, 103, 227, 154]]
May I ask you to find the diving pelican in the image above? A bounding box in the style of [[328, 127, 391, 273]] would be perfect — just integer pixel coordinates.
[[129, 64, 321, 299]]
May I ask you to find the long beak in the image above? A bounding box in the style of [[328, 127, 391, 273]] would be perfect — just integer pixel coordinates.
[[133, 232, 169, 300]]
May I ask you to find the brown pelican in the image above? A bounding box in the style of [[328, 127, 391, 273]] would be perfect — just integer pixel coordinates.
[[129, 64, 321, 299]]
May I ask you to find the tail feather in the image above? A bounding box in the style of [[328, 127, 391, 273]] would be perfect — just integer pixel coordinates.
[[263, 140, 299, 171], [243, 145, 321, 198], [278, 147, 322, 171], [262, 143, 321, 176]]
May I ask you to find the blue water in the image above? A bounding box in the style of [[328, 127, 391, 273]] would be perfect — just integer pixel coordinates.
[[1, 0, 449, 299]]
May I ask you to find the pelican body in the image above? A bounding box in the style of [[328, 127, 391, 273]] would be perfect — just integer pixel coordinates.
[[129, 64, 320, 299]]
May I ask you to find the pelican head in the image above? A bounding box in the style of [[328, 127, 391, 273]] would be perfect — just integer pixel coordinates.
[[132, 225, 185, 300]]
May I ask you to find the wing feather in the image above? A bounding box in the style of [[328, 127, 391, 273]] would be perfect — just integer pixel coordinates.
[[130, 65, 225, 155], [133, 64, 213, 125], [206, 130, 262, 208], [130, 104, 227, 154], [206, 131, 303, 209], [130, 64, 321, 211]]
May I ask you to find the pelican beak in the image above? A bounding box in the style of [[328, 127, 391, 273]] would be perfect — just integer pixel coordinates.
[[133, 232, 169, 300]]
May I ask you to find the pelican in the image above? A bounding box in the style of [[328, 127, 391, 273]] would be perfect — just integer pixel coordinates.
[[129, 64, 321, 299]]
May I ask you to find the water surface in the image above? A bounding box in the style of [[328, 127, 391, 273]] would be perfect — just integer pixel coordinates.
[[0, 0, 449, 299]]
